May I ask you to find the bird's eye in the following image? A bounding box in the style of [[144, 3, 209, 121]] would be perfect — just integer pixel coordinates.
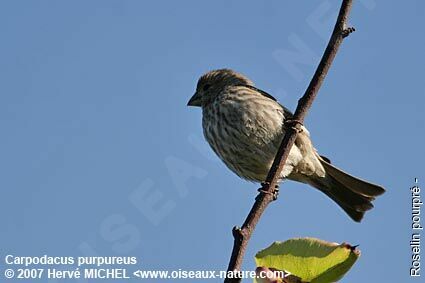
[[203, 84, 211, 91]]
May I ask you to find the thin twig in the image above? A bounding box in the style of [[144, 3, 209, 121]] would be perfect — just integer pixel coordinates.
[[224, 1, 355, 282]]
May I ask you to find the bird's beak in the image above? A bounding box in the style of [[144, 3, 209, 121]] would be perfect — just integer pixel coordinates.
[[187, 92, 202, 107]]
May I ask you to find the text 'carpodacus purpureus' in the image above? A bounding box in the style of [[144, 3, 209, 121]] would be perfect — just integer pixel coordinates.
[[187, 69, 385, 222]]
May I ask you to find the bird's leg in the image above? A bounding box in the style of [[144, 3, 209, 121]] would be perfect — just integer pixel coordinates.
[[257, 182, 280, 200]]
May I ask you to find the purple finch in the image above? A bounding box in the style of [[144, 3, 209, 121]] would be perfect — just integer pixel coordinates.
[[188, 69, 385, 222]]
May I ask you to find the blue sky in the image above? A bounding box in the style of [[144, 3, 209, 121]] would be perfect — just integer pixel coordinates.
[[1, 1, 424, 282]]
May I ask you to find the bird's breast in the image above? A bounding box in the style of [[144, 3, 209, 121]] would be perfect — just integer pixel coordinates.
[[201, 96, 288, 181]]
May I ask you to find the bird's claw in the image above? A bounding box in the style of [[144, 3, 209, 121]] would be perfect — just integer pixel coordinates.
[[257, 184, 280, 200], [285, 119, 303, 133], [273, 186, 280, 200], [342, 26, 355, 38]]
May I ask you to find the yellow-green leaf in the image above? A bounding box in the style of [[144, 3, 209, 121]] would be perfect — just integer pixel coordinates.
[[255, 238, 360, 283]]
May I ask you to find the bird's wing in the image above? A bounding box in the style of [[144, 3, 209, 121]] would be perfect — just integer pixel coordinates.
[[238, 85, 294, 119], [241, 85, 277, 101]]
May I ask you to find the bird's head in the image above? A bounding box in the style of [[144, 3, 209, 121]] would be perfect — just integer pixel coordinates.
[[187, 69, 253, 107]]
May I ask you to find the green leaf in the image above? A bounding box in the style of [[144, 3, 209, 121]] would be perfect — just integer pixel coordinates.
[[255, 238, 360, 283]]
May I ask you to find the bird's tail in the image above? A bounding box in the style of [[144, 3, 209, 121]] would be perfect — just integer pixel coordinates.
[[308, 158, 385, 222]]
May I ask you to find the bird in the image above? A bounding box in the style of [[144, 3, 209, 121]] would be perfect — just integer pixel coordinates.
[[187, 69, 385, 222]]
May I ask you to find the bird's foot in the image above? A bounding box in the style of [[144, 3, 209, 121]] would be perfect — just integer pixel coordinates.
[[342, 26, 356, 38], [272, 185, 280, 200], [258, 183, 280, 200], [285, 119, 303, 133]]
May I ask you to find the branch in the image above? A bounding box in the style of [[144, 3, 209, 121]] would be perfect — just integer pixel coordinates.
[[224, 1, 355, 282]]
